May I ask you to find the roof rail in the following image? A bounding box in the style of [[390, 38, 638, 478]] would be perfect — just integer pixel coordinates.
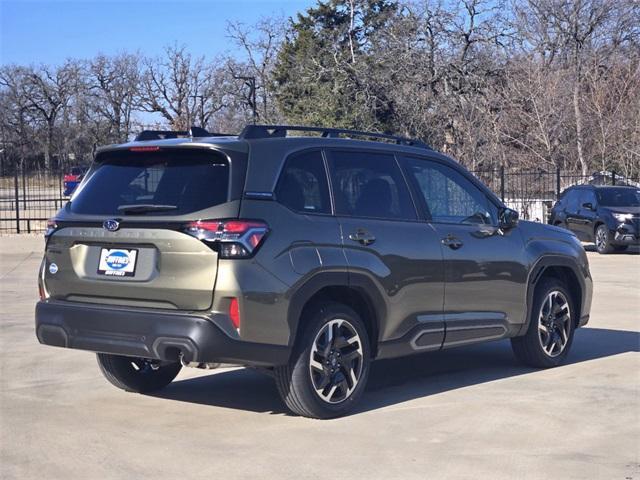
[[134, 126, 234, 141], [238, 124, 430, 149]]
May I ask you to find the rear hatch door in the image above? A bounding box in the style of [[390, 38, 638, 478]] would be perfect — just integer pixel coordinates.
[[43, 146, 244, 311]]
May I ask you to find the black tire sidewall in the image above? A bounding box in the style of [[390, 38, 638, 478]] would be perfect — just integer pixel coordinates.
[[288, 303, 371, 418]]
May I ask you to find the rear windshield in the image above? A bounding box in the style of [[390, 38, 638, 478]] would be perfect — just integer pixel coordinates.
[[70, 148, 229, 215], [596, 188, 640, 207]]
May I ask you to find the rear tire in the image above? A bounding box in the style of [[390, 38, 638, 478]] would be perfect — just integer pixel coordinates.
[[595, 224, 614, 254], [96, 353, 182, 393], [274, 302, 371, 419], [511, 278, 575, 368]]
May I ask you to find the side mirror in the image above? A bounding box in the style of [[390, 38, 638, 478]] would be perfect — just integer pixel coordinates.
[[499, 207, 519, 230], [582, 202, 594, 211]]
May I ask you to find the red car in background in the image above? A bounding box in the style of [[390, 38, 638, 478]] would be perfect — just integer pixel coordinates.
[[63, 166, 86, 196]]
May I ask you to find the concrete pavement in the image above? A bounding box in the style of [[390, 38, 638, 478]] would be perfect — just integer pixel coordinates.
[[1, 235, 638, 479]]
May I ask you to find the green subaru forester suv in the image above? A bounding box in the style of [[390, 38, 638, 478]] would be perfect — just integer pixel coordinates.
[[36, 125, 592, 418]]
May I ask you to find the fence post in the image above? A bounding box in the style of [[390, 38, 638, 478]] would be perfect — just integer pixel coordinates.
[[611, 171, 616, 185], [14, 168, 20, 234], [22, 168, 26, 210], [556, 167, 561, 199], [500, 166, 505, 202]]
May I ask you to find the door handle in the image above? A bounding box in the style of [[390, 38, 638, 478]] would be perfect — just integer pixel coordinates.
[[349, 229, 376, 246], [442, 234, 463, 250]]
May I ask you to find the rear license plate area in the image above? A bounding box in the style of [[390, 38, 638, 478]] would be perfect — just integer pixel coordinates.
[[97, 248, 138, 277]]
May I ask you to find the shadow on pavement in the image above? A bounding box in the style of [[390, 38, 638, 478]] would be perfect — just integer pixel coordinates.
[[154, 327, 639, 416], [583, 243, 640, 254]]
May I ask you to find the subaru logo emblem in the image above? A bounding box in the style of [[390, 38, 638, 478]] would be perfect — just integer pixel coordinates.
[[103, 219, 120, 232]]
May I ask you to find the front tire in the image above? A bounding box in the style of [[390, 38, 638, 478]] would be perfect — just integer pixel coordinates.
[[595, 224, 614, 254], [96, 353, 182, 393], [511, 278, 575, 368], [275, 302, 371, 419]]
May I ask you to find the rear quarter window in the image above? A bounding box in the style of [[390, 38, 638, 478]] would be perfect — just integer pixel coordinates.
[[70, 148, 229, 216], [275, 150, 331, 214]]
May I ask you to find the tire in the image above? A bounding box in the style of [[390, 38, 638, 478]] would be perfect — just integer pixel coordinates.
[[511, 278, 575, 368], [613, 245, 628, 252], [274, 302, 371, 419], [96, 353, 182, 393], [595, 224, 614, 254]]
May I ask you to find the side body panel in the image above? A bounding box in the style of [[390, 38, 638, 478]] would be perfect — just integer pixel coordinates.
[[517, 221, 593, 334], [431, 223, 528, 343], [235, 199, 345, 346], [338, 217, 445, 345]]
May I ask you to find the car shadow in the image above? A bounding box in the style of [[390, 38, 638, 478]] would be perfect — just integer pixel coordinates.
[[583, 244, 640, 254], [152, 327, 639, 416]]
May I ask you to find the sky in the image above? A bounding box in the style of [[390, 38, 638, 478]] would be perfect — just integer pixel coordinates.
[[0, 0, 316, 66]]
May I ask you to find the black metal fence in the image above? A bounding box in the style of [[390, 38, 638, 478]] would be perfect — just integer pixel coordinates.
[[0, 167, 638, 234], [0, 170, 65, 234], [471, 168, 640, 223]]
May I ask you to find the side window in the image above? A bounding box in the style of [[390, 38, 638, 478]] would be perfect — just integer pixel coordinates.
[[566, 189, 580, 212], [402, 157, 498, 225], [276, 150, 331, 214], [581, 189, 597, 207], [328, 150, 416, 221]]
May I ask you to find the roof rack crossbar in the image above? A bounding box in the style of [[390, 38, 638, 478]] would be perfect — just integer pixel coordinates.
[[134, 126, 234, 142], [239, 124, 430, 149]]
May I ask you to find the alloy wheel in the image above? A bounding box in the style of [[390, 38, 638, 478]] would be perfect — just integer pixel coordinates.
[[309, 319, 364, 404], [538, 291, 571, 357], [596, 227, 607, 251]]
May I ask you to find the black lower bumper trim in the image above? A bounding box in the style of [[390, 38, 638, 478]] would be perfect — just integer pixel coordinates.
[[35, 300, 290, 366]]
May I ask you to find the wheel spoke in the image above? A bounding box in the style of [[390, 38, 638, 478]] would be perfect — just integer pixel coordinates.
[[340, 349, 361, 364], [310, 357, 325, 372], [349, 367, 358, 388], [325, 385, 338, 401], [316, 373, 331, 391], [337, 377, 350, 396], [560, 327, 568, 344]]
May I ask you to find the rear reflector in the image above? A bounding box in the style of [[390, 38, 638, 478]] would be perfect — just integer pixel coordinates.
[[229, 298, 240, 329]]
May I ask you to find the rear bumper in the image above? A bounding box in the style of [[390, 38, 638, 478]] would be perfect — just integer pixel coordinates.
[[35, 300, 290, 366]]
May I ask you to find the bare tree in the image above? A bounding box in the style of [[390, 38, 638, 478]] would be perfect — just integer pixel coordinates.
[[226, 16, 286, 122], [5, 63, 80, 169], [139, 45, 228, 130], [87, 53, 141, 142]]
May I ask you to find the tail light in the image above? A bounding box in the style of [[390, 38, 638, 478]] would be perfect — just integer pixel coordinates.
[[184, 219, 269, 259]]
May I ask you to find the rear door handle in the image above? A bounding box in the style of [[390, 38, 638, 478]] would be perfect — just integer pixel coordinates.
[[442, 234, 463, 250], [349, 229, 376, 246]]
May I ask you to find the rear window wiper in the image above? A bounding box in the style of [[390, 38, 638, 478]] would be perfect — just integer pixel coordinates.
[[117, 204, 178, 214]]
